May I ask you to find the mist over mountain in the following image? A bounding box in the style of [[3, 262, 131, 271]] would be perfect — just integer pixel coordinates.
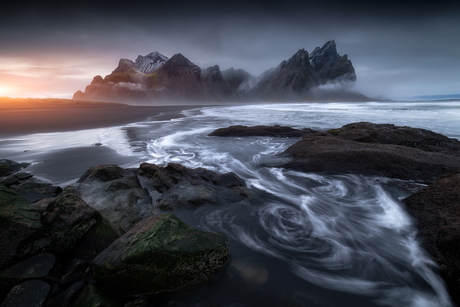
[[73, 40, 369, 104]]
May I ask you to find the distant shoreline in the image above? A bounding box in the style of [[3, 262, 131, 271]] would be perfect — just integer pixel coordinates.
[[0, 97, 203, 138]]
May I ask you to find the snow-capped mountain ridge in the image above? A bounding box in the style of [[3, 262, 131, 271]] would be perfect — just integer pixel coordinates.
[[133, 51, 169, 74]]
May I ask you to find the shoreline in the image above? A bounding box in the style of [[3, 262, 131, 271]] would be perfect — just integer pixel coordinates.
[[0, 98, 211, 185], [0, 98, 205, 138]]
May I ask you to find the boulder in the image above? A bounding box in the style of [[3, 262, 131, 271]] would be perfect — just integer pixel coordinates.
[[28, 194, 98, 254], [72, 165, 152, 235], [138, 163, 251, 210], [0, 185, 42, 268], [73, 284, 119, 307], [283, 123, 460, 183], [0, 253, 55, 301], [209, 125, 318, 137], [0, 159, 30, 178], [91, 214, 229, 296], [403, 170, 460, 303], [0, 187, 97, 269], [319, 122, 460, 157], [1, 280, 50, 307]]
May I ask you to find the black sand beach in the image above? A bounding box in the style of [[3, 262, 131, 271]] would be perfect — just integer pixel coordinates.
[[0, 98, 197, 137], [0, 98, 198, 185]]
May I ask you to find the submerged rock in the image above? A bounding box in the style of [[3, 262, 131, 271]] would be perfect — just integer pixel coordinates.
[[209, 125, 318, 137], [403, 170, 460, 303], [138, 162, 251, 210], [91, 213, 229, 296], [283, 122, 460, 183]]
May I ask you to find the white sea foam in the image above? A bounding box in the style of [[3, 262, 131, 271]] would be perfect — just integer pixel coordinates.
[[90, 101, 460, 306]]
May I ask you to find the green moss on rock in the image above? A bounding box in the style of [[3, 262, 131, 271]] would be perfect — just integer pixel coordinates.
[[91, 213, 229, 296]]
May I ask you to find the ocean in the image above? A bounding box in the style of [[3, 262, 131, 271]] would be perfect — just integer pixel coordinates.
[[2, 100, 460, 306]]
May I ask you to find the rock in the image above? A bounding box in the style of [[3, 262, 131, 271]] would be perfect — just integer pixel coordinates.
[[0, 188, 97, 269], [283, 123, 460, 183], [1, 172, 63, 203], [91, 214, 229, 296], [46, 281, 86, 307], [209, 125, 318, 137], [1, 280, 50, 307], [403, 170, 460, 304], [320, 122, 460, 157], [28, 194, 98, 254], [73, 284, 119, 307], [71, 214, 120, 261], [0, 253, 55, 301], [0, 185, 42, 268], [72, 165, 152, 235], [59, 258, 88, 287], [138, 163, 251, 210], [0, 159, 30, 178]]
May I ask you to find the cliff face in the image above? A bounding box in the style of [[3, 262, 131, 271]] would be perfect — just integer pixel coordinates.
[[73, 41, 363, 104]]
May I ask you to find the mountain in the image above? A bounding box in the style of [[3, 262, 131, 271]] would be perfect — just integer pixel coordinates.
[[73, 41, 367, 103]]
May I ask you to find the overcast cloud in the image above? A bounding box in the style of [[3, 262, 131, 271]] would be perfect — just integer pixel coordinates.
[[1, 0, 459, 99]]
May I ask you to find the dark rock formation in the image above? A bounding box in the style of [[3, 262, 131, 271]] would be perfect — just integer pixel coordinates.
[[73, 40, 366, 103], [138, 162, 250, 210], [283, 122, 460, 183], [1, 173, 63, 203], [91, 213, 229, 296], [0, 159, 30, 177], [72, 165, 152, 235], [0, 253, 55, 301], [209, 125, 318, 137], [0, 186, 97, 269], [248, 40, 357, 101], [309, 40, 356, 82], [319, 122, 460, 157], [73, 284, 119, 307], [403, 170, 460, 304], [0, 185, 43, 268], [1, 280, 50, 307]]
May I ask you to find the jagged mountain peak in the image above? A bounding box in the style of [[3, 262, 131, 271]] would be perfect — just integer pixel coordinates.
[[133, 51, 168, 74], [282, 48, 311, 69], [112, 51, 169, 75], [73, 41, 364, 103], [309, 40, 340, 70]]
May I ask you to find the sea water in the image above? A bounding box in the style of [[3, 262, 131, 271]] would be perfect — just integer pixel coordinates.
[[97, 100, 460, 306], [3, 101, 460, 306]]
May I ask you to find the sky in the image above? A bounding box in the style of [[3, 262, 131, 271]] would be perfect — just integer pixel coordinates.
[[0, 0, 459, 100]]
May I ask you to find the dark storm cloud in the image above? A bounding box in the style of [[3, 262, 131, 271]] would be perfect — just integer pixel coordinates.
[[1, 0, 459, 98]]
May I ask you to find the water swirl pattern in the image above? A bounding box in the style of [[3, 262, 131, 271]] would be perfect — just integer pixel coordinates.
[[99, 101, 460, 306]]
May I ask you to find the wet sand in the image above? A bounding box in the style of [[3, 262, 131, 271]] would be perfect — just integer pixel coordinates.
[[0, 97, 200, 137], [0, 98, 205, 185]]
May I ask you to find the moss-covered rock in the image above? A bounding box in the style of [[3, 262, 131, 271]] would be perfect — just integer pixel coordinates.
[[0, 159, 30, 178], [91, 213, 229, 296], [0, 185, 42, 268], [25, 194, 98, 255], [74, 284, 119, 307]]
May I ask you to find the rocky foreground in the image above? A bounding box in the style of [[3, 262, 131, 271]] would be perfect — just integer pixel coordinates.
[[0, 160, 249, 306], [1, 122, 460, 306]]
